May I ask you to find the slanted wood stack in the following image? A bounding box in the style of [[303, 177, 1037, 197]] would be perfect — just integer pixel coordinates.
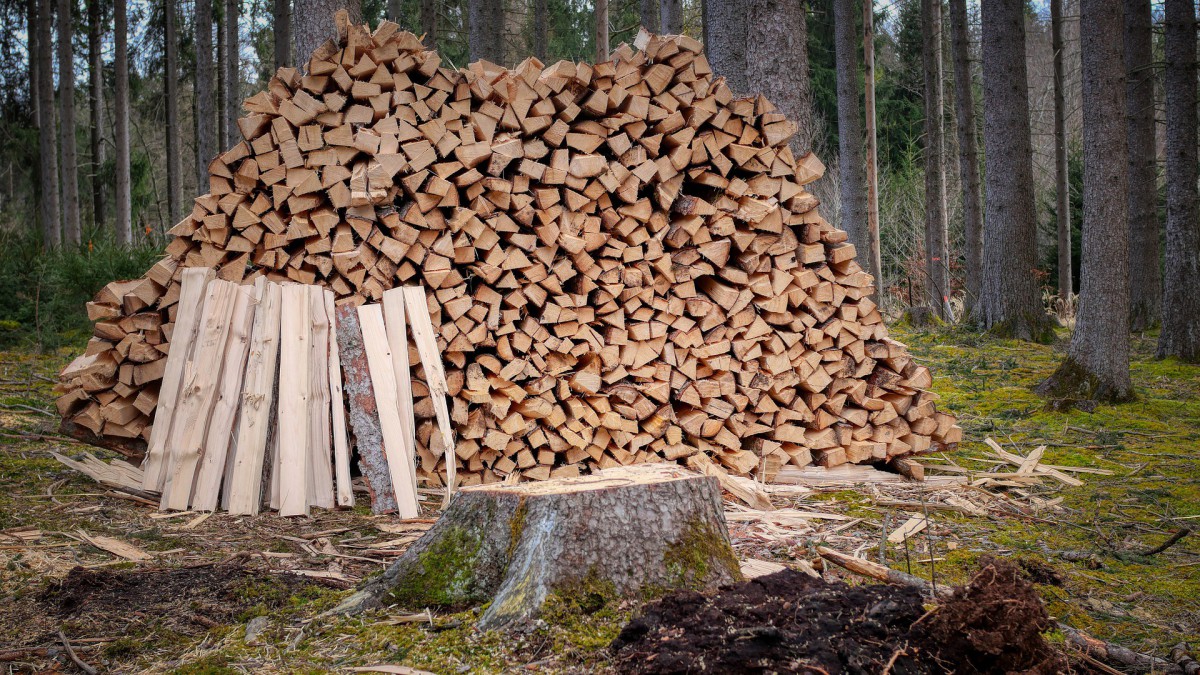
[[56, 18, 961, 493]]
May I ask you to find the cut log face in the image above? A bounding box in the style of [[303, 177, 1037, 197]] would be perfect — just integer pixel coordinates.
[[336, 464, 740, 630]]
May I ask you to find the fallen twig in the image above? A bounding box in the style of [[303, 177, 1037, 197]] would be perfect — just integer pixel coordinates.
[[1138, 528, 1191, 556], [57, 630, 98, 675]]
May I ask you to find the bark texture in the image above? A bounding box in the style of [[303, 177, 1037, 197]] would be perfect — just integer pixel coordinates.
[[977, 0, 1051, 340], [834, 0, 867, 266], [661, 0, 682, 33], [745, 0, 812, 153], [1051, 0, 1071, 298], [274, 0, 291, 69], [224, 0, 240, 150], [36, 0, 59, 248], [1040, 0, 1132, 403], [596, 0, 609, 61], [28, 0, 39, 127], [640, 0, 659, 32], [704, 0, 747, 95], [216, 11, 226, 146], [532, 0, 546, 61], [420, 0, 436, 48], [1125, 0, 1159, 331], [165, 0, 182, 222], [862, 0, 882, 301], [921, 0, 950, 319], [114, 0, 132, 244], [387, 0, 400, 23], [337, 464, 740, 630], [949, 0, 982, 315], [468, 0, 504, 64], [58, 0, 80, 245], [87, 0, 105, 224], [1158, 0, 1199, 361], [196, 0, 215, 189], [293, 0, 361, 71]]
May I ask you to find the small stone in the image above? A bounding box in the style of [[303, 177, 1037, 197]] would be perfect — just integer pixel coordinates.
[[244, 616, 268, 645]]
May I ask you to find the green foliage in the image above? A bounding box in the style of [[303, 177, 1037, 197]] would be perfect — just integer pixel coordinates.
[[1040, 140, 1084, 294]]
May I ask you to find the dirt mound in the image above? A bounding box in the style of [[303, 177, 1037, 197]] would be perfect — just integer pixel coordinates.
[[611, 561, 1083, 674]]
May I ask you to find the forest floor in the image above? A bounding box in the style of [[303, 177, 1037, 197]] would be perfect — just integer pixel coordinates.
[[0, 325, 1196, 674]]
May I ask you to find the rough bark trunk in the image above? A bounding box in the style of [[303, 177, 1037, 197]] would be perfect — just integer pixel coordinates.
[[336, 464, 741, 630], [87, 0, 105, 225], [36, 0, 60, 248], [114, 0, 131, 244], [274, 0, 291, 69], [977, 0, 1052, 340], [216, 10, 226, 147], [532, 0, 546, 61], [1039, 0, 1132, 404], [704, 0, 747, 95], [1125, 0, 1159, 331], [1157, 0, 1199, 361], [196, 0, 215, 190], [387, 0, 400, 23], [921, 0, 950, 319], [834, 0, 868, 271], [640, 0, 659, 32], [468, 0, 503, 64], [596, 0, 609, 61], [745, 0, 812, 154], [58, 0, 80, 245], [949, 0, 983, 315], [28, 0, 39, 128], [420, 0, 436, 48], [1051, 0, 1071, 299], [293, 0, 361, 69], [165, 0, 182, 223], [661, 0, 682, 34], [224, 0, 239, 149], [862, 0, 882, 302]]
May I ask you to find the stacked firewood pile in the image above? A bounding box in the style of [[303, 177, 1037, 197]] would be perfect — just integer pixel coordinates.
[[56, 17, 961, 491]]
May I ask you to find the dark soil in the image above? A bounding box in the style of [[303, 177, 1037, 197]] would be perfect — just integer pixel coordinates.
[[611, 560, 1087, 674]]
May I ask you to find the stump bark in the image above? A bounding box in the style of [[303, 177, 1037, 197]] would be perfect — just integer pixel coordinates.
[[336, 464, 741, 629]]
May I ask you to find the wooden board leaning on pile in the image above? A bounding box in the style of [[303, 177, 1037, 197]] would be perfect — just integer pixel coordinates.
[[55, 18, 962, 491]]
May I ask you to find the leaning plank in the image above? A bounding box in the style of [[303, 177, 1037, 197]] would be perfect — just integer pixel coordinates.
[[400, 287, 455, 500], [307, 286, 336, 509], [325, 291, 354, 508], [226, 280, 283, 515], [191, 284, 258, 511], [278, 284, 312, 517], [142, 267, 211, 491], [381, 289, 418, 508], [358, 304, 421, 519], [335, 304, 398, 514], [159, 279, 240, 511]]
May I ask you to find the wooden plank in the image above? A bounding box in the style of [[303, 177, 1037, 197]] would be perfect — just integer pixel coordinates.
[[226, 279, 283, 515], [159, 279, 240, 511], [400, 287, 455, 502], [307, 286, 336, 509], [141, 267, 211, 491], [191, 285, 257, 511], [335, 304, 398, 514], [325, 290, 354, 508], [381, 288, 418, 508], [278, 284, 312, 517], [357, 303, 421, 518]]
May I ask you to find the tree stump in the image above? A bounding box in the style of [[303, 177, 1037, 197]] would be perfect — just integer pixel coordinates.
[[336, 464, 741, 629]]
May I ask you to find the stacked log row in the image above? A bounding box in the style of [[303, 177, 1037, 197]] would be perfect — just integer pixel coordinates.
[[57, 19, 961, 490]]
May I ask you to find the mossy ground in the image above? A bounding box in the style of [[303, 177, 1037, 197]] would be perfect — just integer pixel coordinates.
[[0, 325, 1197, 672]]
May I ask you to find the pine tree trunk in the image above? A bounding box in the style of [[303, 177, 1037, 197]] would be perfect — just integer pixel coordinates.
[[531, 0, 546, 60], [862, 0, 882, 302], [1040, 0, 1132, 403], [745, 0, 812, 154], [36, 0, 60, 248], [949, 0, 982, 315], [640, 0, 659, 32], [1051, 0, 1071, 299], [28, 0, 39, 129], [196, 0, 215, 189], [387, 0, 400, 22], [216, 10, 226, 146], [1158, 0, 1199, 361], [58, 0, 80, 245], [224, 0, 239, 149], [661, 0, 682, 33], [114, 0, 131, 244], [274, 0, 291, 69], [87, 0, 105, 225], [420, 0, 435, 48], [921, 0, 950, 319], [834, 0, 868, 274], [468, 0, 503, 64], [704, 0, 746, 94], [977, 0, 1051, 340], [293, 0, 362, 67], [596, 0, 609, 61], [1125, 0, 1159, 331], [165, 0, 182, 223]]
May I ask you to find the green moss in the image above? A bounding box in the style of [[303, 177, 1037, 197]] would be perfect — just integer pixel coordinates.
[[167, 654, 239, 675], [985, 312, 1058, 344], [507, 496, 527, 560], [662, 517, 742, 589], [1037, 355, 1137, 408], [385, 525, 485, 608]]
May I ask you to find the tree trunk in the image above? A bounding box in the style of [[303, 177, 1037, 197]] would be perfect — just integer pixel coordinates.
[[336, 464, 741, 630], [114, 0, 132, 245], [87, 0, 105, 225], [420, 0, 435, 48], [834, 0, 868, 275], [704, 0, 747, 95], [1125, 0, 1159, 331], [274, 0, 291, 69], [36, 0, 59, 248], [640, 0, 659, 32], [921, 0, 950, 319], [1039, 0, 1132, 404], [165, 0, 182, 223], [949, 0, 982, 315], [745, 0, 812, 154], [1158, 0, 1199, 361], [661, 0, 682, 34], [1051, 0, 1071, 299], [531, 0, 546, 60], [862, 0, 882, 302], [293, 0, 362, 68], [224, 0, 239, 149], [977, 0, 1052, 340], [596, 0, 609, 61], [468, 0, 503, 64], [387, 0, 400, 23], [58, 0, 80, 245], [28, 0, 39, 128], [196, 0, 215, 190], [216, 10, 226, 147]]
